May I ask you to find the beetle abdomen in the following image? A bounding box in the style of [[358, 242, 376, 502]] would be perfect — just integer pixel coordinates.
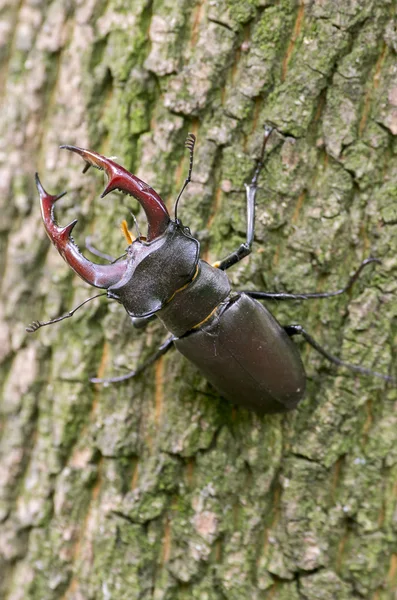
[[175, 293, 306, 413]]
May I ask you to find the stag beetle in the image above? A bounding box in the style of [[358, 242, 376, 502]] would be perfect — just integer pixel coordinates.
[[27, 127, 395, 413]]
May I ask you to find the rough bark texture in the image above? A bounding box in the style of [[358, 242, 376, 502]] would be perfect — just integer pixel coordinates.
[[0, 1, 396, 599]]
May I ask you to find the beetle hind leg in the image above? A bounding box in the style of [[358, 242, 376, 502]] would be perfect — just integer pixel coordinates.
[[285, 324, 396, 384], [90, 335, 175, 384]]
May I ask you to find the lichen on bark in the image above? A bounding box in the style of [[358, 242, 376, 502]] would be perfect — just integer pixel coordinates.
[[0, 0, 396, 599]]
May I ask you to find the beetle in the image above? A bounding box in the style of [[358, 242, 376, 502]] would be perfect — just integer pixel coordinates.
[[27, 127, 395, 413]]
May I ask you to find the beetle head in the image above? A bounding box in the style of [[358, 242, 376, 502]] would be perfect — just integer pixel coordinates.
[[36, 147, 198, 312], [107, 220, 199, 317]]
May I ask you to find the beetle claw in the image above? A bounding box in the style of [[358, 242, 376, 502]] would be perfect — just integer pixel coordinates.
[[60, 145, 170, 241]]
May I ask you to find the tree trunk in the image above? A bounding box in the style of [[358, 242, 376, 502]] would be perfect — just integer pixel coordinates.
[[0, 1, 396, 599]]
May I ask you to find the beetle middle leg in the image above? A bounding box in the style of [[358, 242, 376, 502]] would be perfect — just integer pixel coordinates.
[[284, 324, 395, 383], [244, 257, 381, 301], [90, 335, 175, 384]]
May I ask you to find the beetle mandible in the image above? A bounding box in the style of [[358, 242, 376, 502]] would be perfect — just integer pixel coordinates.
[[27, 127, 395, 413]]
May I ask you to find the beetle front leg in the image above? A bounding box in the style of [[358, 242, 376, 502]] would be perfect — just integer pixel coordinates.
[[214, 125, 273, 272], [85, 236, 128, 265], [285, 324, 396, 383], [213, 182, 254, 271], [85, 236, 116, 263], [91, 335, 175, 384], [86, 216, 135, 263]]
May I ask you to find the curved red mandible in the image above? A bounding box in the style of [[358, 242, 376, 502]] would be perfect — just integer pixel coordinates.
[[36, 174, 128, 288], [61, 145, 170, 241]]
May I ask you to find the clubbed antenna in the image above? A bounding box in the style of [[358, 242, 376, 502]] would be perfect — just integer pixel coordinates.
[[174, 133, 196, 221], [26, 293, 107, 333]]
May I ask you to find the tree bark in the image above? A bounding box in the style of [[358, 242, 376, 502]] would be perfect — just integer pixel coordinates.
[[0, 1, 396, 599]]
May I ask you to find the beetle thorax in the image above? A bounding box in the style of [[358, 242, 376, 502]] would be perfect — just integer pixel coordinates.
[[107, 221, 199, 317]]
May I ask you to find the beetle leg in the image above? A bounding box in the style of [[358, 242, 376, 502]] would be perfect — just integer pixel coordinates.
[[244, 258, 381, 301], [91, 335, 175, 384], [85, 236, 117, 262], [86, 216, 135, 262], [285, 324, 396, 383], [214, 125, 273, 271], [26, 293, 107, 333]]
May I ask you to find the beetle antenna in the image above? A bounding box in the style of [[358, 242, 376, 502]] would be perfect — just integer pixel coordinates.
[[129, 210, 142, 238], [26, 293, 107, 333], [174, 133, 196, 221], [246, 258, 382, 301]]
